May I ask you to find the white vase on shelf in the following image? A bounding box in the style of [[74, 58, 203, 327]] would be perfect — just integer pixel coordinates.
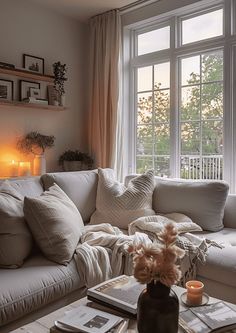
[[60, 94, 66, 107], [33, 154, 46, 176]]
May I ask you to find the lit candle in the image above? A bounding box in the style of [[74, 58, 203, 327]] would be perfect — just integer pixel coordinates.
[[18, 162, 31, 177], [186, 280, 204, 306], [9, 160, 19, 177]]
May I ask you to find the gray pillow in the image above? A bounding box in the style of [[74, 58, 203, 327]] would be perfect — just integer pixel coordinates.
[[0, 181, 32, 268], [90, 168, 155, 229], [24, 183, 85, 265], [153, 177, 229, 231]]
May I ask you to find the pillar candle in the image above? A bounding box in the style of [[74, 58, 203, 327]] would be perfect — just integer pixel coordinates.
[[18, 162, 31, 177], [186, 280, 204, 306]]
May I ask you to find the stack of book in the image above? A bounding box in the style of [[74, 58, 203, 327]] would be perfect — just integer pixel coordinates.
[[22, 97, 48, 105]]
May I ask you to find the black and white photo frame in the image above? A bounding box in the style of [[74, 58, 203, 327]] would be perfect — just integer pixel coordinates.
[[20, 80, 40, 100], [0, 79, 14, 101], [23, 54, 44, 74]]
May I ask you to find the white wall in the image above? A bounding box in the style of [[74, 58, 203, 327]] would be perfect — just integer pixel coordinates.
[[0, 0, 89, 174]]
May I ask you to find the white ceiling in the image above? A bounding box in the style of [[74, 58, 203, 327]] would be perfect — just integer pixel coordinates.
[[30, 0, 138, 22]]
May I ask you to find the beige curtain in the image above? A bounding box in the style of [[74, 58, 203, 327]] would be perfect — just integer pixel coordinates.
[[88, 10, 121, 168]]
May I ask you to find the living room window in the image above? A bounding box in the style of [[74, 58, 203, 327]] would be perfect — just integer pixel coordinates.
[[125, 0, 236, 190]]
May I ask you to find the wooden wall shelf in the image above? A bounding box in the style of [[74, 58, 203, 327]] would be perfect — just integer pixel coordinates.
[[0, 100, 67, 111], [0, 67, 54, 83]]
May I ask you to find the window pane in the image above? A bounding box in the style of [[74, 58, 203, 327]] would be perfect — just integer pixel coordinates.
[[154, 89, 170, 122], [202, 120, 223, 155], [154, 62, 170, 89], [137, 125, 153, 155], [181, 86, 200, 121], [138, 66, 152, 92], [202, 83, 223, 120], [138, 26, 170, 55], [181, 122, 200, 155], [136, 156, 153, 174], [182, 9, 223, 45], [181, 56, 200, 86], [154, 156, 170, 177], [154, 124, 170, 155], [202, 51, 223, 83], [137, 92, 153, 124]]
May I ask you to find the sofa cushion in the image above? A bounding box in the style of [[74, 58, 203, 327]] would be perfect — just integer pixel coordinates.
[[0, 177, 44, 198], [41, 170, 98, 222], [196, 228, 236, 288], [24, 184, 84, 265], [90, 168, 155, 229], [0, 255, 83, 326], [153, 178, 229, 231], [0, 181, 32, 268]]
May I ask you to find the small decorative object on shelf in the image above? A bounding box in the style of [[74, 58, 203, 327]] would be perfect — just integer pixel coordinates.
[[17, 131, 55, 176], [128, 223, 185, 333], [53, 61, 67, 106], [58, 150, 93, 171]]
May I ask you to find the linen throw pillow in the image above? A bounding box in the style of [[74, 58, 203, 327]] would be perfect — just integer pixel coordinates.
[[153, 177, 229, 232], [0, 181, 32, 268], [24, 183, 85, 265], [89, 168, 155, 229]]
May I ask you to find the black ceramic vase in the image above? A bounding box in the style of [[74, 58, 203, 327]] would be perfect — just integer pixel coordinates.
[[137, 280, 179, 333]]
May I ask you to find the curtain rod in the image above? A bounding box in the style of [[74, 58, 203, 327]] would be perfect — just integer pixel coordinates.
[[119, 0, 160, 14]]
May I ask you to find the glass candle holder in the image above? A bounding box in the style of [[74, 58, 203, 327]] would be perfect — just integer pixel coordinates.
[[186, 280, 204, 306]]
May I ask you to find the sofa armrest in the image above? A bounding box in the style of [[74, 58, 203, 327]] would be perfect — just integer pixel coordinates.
[[223, 194, 236, 229]]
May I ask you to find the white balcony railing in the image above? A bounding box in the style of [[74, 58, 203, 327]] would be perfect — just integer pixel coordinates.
[[181, 155, 223, 180]]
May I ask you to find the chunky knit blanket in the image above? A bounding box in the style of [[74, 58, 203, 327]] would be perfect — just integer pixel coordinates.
[[74, 217, 208, 288]]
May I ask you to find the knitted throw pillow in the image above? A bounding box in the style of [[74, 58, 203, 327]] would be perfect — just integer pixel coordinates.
[[89, 168, 155, 229]]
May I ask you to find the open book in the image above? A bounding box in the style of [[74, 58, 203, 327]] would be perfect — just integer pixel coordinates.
[[87, 275, 145, 316], [179, 301, 236, 333]]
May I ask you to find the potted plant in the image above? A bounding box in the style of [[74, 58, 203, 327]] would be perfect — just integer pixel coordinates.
[[58, 150, 93, 171], [17, 131, 55, 175], [53, 61, 67, 106]]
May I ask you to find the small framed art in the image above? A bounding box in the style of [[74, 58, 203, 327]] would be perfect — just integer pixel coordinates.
[[23, 54, 44, 74], [47, 85, 59, 105], [0, 79, 14, 101], [29, 87, 41, 99], [20, 80, 40, 100]]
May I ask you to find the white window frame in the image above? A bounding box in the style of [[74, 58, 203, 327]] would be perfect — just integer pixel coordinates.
[[123, 0, 236, 192]]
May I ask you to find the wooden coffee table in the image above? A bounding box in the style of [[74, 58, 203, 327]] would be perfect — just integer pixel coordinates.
[[11, 286, 236, 333]]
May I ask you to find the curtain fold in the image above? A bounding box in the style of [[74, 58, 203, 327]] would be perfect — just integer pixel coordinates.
[[88, 10, 121, 169]]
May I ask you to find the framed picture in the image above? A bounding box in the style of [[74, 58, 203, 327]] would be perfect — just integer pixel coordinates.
[[47, 85, 59, 105], [0, 79, 14, 101], [20, 80, 40, 100], [29, 87, 41, 99], [23, 54, 44, 74]]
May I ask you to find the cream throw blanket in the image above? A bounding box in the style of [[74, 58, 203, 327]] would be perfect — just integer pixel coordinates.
[[74, 223, 151, 288], [74, 217, 208, 288]]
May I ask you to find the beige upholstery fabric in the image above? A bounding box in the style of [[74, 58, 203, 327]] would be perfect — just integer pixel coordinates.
[[24, 184, 84, 265], [0, 181, 32, 268], [153, 178, 229, 231], [90, 168, 155, 229], [196, 228, 236, 288], [0, 177, 43, 198], [41, 170, 98, 222], [223, 194, 236, 229], [0, 255, 83, 326]]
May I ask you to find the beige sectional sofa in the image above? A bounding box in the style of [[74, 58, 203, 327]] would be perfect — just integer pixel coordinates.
[[0, 169, 236, 332]]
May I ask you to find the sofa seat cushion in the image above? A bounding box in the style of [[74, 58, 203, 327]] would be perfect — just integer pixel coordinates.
[[196, 228, 236, 288], [0, 254, 83, 326]]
